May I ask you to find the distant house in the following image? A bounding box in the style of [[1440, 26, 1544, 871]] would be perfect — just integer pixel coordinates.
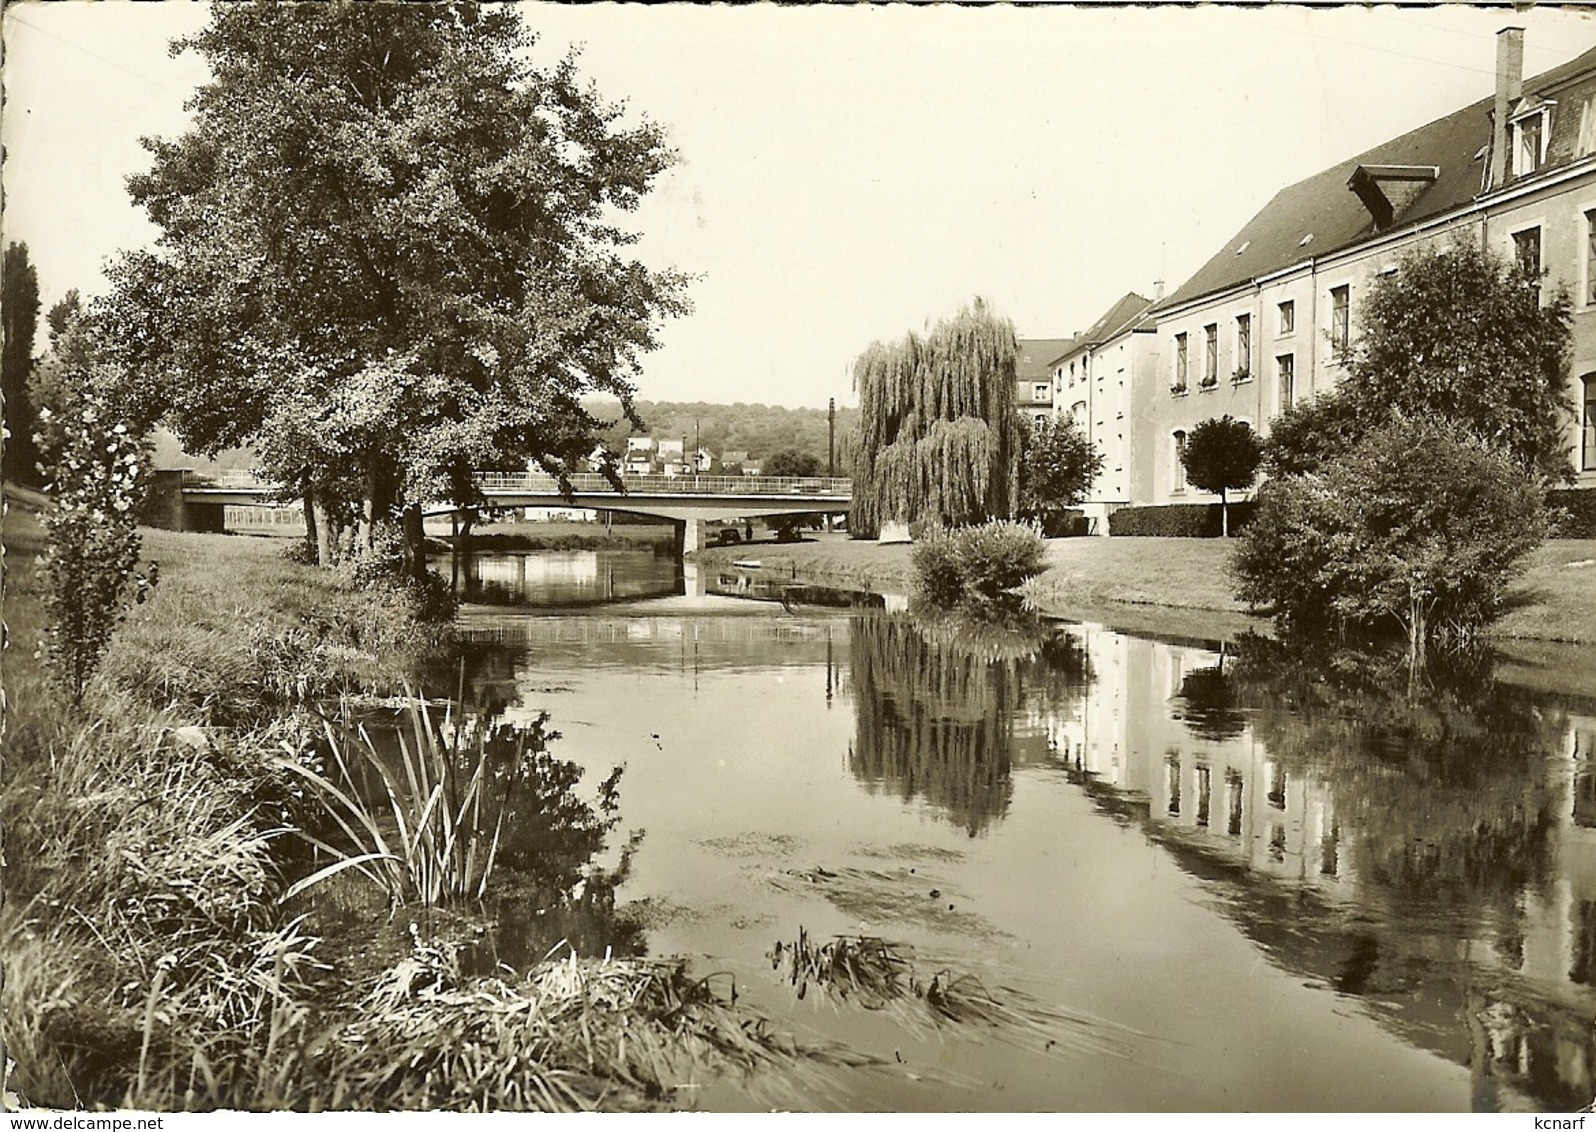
[[742, 460, 763, 477], [1014, 338, 1074, 426], [693, 448, 717, 473], [720, 449, 749, 474]]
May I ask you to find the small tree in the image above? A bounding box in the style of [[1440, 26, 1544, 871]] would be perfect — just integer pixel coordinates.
[[2, 242, 41, 485], [1233, 418, 1543, 658], [1338, 239, 1573, 484], [31, 313, 155, 703], [1018, 414, 1104, 532], [1181, 415, 1262, 536], [762, 448, 822, 478]]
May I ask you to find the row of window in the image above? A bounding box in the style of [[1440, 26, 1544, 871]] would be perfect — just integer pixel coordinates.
[[1171, 289, 1344, 396]]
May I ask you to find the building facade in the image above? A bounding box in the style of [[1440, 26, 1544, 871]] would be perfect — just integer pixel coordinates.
[[1049, 293, 1158, 532], [1140, 30, 1596, 507]]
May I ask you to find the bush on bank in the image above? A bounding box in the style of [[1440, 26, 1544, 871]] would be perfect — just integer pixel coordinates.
[[911, 521, 1046, 608]]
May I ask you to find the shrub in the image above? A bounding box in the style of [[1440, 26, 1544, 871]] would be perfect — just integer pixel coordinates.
[[1233, 418, 1544, 650], [1546, 488, 1596, 539], [909, 528, 964, 606], [1108, 502, 1256, 538], [911, 521, 1045, 608]]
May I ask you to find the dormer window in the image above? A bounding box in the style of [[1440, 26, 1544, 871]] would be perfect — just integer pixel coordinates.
[[1511, 104, 1552, 177]]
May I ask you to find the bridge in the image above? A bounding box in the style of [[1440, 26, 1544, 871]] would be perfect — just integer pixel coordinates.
[[154, 469, 852, 552]]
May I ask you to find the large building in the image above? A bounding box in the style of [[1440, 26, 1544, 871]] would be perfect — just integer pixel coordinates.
[[1134, 29, 1596, 509], [1049, 293, 1158, 532]]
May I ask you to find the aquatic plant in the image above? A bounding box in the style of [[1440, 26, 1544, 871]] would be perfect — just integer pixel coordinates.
[[279, 699, 621, 908], [769, 928, 1144, 1059]]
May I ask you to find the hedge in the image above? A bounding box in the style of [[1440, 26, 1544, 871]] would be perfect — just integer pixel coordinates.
[[1546, 488, 1596, 538], [1108, 501, 1257, 538]]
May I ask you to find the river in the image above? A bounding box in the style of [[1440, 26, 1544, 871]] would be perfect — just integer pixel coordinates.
[[433, 546, 1596, 1112]]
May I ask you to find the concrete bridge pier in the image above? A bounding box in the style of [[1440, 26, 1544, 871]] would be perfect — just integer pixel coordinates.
[[673, 517, 704, 557]]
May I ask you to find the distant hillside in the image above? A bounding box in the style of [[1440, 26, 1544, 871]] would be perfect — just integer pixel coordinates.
[[590, 399, 859, 470], [150, 402, 862, 476]]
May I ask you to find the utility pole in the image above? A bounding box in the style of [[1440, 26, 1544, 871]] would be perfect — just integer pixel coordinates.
[[828, 397, 835, 478], [694, 418, 701, 475]]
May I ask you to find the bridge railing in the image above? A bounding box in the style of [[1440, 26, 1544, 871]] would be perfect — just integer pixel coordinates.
[[185, 469, 852, 497], [475, 472, 852, 496]]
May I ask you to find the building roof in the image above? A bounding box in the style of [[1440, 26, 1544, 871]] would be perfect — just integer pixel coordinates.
[[1016, 338, 1078, 381], [1068, 293, 1155, 356], [1158, 42, 1596, 312]]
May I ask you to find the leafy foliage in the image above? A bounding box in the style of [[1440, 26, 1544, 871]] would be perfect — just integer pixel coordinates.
[[2, 242, 42, 485], [1233, 418, 1544, 649], [104, 3, 689, 566], [762, 448, 823, 478], [31, 314, 156, 702], [1181, 415, 1261, 536], [851, 300, 1022, 537], [1017, 414, 1103, 523], [1272, 240, 1573, 485], [911, 521, 1046, 609]]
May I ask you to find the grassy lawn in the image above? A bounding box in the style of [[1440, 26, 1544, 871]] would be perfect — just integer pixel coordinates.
[[697, 533, 1596, 645]]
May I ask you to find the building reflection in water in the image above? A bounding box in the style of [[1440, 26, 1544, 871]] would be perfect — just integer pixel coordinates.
[[1040, 623, 1596, 1113]]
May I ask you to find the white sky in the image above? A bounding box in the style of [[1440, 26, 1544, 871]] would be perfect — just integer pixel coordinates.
[[4, 2, 1595, 410]]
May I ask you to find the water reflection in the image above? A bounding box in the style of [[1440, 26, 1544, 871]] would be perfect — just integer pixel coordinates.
[[847, 613, 1091, 836], [439, 547, 682, 608], [440, 550, 1596, 1111], [1057, 626, 1596, 1111]]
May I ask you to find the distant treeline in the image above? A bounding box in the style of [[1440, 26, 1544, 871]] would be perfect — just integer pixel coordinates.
[[152, 400, 863, 479], [590, 398, 860, 472]]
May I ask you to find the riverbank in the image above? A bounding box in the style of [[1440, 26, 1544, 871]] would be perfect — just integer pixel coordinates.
[[695, 534, 1596, 646], [3, 513, 829, 1111]]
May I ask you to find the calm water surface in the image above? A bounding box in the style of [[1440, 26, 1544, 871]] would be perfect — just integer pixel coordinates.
[[443, 548, 1596, 1112]]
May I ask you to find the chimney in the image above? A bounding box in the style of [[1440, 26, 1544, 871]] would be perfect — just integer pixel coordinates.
[[1490, 26, 1525, 189]]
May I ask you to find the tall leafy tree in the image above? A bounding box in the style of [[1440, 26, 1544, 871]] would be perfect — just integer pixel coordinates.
[[1017, 414, 1103, 530], [850, 299, 1022, 538], [2, 242, 41, 485], [1333, 239, 1573, 485], [105, 1, 688, 567], [1181, 415, 1261, 537]]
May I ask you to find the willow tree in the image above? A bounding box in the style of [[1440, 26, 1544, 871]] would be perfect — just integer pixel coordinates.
[[850, 300, 1023, 539]]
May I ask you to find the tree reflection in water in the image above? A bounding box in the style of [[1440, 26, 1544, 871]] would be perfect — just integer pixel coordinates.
[[1183, 635, 1591, 1111], [847, 610, 1090, 836]]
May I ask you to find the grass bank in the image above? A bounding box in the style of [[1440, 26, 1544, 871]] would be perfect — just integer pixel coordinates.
[[1, 507, 840, 1111], [696, 534, 1596, 645]]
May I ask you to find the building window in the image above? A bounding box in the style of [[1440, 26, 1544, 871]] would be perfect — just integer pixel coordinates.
[[1172, 430, 1187, 492], [1173, 332, 1188, 392], [1166, 754, 1181, 817], [1513, 110, 1549, 177], [1071, 400, 1087, 423], [1032, 383, 1050, 402], [1195, 765, 1212, 829], [1202, 324, 1218, 388], [1226, 770, 1244, 837], [1513, 226, 1542, 278], [1267, 762, 1286, 810], [1586, 210, 1596, 306], [1329, 285, 1350, 353], [1584, 374, 1596, 471], [1277, 353, 1295, 410], [1278, 300, 1295, 335], [1580, 94, 1596, 158], [1234, 313, 1252, 381]]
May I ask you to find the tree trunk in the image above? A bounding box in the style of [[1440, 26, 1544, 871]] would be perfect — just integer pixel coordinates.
[[402, 502, 426, 580], [301, 491, 318, 560], [1220, 488, 1229, 538], [312, 494, 337, 567]]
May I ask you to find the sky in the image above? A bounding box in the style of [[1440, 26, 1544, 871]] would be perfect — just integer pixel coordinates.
[[5, 3, 1596, 411]]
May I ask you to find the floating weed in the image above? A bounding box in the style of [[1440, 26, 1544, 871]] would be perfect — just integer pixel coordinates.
[[769, 928, 1155, 1062]]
